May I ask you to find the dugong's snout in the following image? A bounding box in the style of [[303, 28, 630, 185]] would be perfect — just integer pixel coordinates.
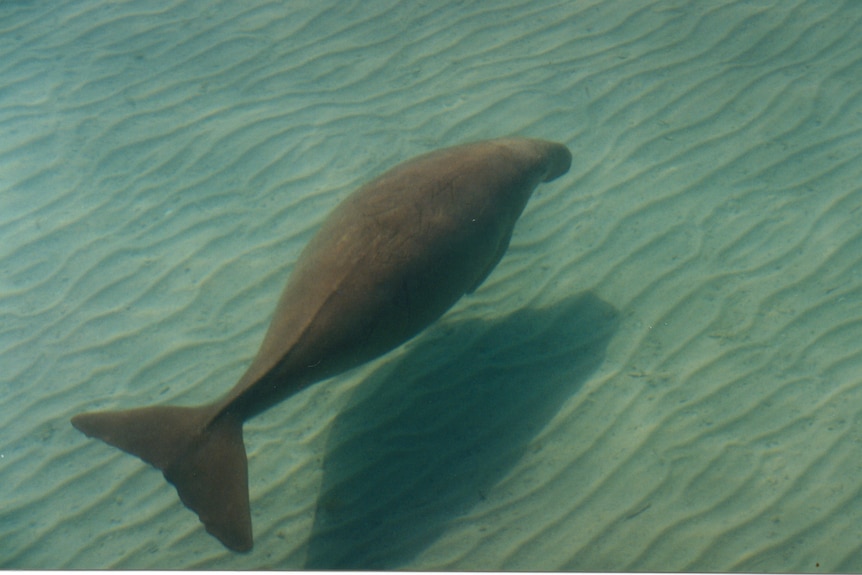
[[541, 141, 572, 182]]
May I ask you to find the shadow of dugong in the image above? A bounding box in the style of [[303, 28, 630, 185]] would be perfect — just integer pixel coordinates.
[[305, 292, 619, 569], [71, 137, 572, 552]]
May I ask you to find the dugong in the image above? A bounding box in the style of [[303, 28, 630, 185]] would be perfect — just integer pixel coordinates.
[[71, 137, 572, 552]]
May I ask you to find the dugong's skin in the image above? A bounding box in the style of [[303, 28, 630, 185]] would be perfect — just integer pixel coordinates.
[[71, 137, 572, 552]]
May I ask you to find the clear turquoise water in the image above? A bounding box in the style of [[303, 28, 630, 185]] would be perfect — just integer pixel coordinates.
[[2, 0, 862, 569]]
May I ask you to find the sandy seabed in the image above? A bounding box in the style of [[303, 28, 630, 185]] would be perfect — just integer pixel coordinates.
[[2, 0, 862, 570]]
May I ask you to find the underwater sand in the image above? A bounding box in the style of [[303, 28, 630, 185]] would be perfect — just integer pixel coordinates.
[[2, 0, 862, 570]]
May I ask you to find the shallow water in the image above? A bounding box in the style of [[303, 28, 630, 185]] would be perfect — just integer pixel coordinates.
[[2, 0, 862, 570]]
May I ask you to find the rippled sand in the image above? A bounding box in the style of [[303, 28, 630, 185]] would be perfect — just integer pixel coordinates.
[[2, 0, 862, 570]]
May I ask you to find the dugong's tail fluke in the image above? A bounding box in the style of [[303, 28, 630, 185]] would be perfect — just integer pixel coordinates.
[[71, 406, 253, 552]]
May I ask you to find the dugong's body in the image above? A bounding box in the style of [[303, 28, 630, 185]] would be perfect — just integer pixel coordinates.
[[72, 137, 572, 552]]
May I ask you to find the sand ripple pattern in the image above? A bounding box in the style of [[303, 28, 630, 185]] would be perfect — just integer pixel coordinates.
[[2, 0, 862, 570]]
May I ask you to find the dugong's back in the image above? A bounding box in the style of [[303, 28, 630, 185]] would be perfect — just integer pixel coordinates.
[[239, 138, 573, 405], [70, 137, 571, 552]]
